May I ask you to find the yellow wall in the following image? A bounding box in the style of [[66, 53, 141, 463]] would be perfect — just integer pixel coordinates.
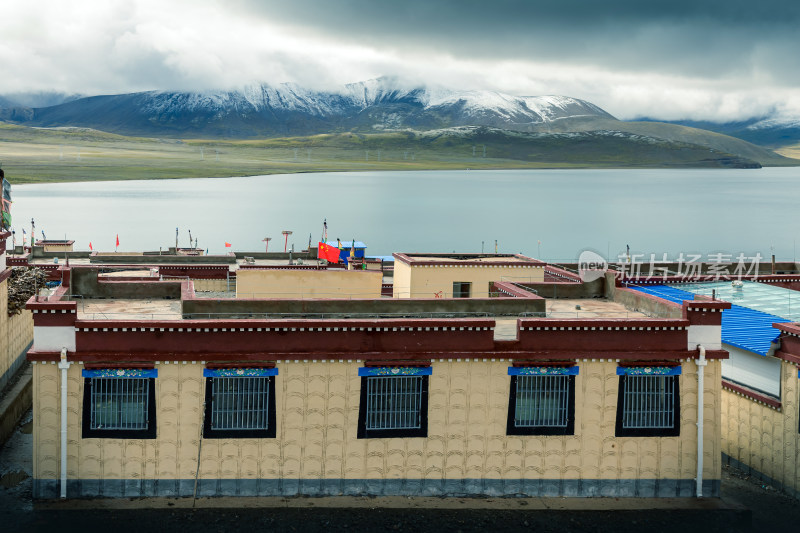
[[32, 359, 720, 496], [42, 243, 74, 252], [192, 279, 230, 292], [393, 263, 544, 299], [721, 360, 800, 496], [236, 269, 382, 299], [0, 278, 34, 386]]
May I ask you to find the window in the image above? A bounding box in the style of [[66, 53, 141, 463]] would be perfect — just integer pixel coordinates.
[[82, 369, 157, 439], [615, 366, 680, 437], [452, 281, 471, 298], [506, 367, 576, 435], [203, 368, 277, 438], [357, 367, 430, 438]]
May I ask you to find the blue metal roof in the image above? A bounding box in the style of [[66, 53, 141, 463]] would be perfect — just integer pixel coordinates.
[[630, 284, 790, 356]]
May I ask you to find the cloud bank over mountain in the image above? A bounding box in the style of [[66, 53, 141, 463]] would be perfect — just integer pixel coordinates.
[[1, 0, 798, 123]]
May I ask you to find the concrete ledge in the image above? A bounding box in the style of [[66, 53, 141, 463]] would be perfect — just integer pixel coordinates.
[[33, 478, 720, 500], [0, 365, 32, 448]]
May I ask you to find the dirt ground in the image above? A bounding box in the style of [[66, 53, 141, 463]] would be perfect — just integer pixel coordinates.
[[2, 411, 798, 533]]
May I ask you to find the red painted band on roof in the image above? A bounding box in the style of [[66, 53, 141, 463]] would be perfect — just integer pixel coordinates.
[[74, 318, 497, 329], [364, 360, 431, 367], [84, 362, 155, 370], [205, 361, 276, 369], [773, 350, 800, 366], [517, 318, 688, 328], [27, 348, 724, 363], [722, 379, 781, 409]]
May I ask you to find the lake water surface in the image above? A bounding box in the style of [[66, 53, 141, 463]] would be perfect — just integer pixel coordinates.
[[10, 167, 800, 262]]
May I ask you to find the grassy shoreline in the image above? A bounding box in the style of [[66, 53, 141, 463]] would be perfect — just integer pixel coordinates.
[[1, 123, 796, 184]]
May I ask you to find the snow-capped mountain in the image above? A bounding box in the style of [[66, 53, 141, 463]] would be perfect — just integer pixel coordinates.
[[0, 77, 614, 138]]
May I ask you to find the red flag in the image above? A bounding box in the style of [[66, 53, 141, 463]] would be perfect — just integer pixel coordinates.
[[115, 234, 120, 247], [89, 242, 93, 251], [317, 242, 340, 263], [225, 242, 232, 248]]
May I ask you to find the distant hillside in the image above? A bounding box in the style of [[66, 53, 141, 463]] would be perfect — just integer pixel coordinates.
[[637, 115, 800, 149], [1, 77, 795, 167], [0, 121, 770, 185]]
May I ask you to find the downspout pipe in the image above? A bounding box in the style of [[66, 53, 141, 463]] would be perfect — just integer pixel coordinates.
[[57, 347, 72, 499], [696, 344, 707, 498]]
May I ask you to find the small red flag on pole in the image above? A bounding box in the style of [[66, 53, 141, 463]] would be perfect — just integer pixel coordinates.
[[89, 242, 93, 251], [225, 242, 232, 248]]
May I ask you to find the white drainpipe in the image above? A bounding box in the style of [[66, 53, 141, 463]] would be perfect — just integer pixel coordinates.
[[696, 344, 707, 498], [57, 347, 71, 499]]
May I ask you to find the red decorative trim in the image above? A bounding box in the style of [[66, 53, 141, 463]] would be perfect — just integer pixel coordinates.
[[619, 361, 681, 367], [27, 351, 63, 362], [517, 318, 689, 328], [28, 348, 722, 363], [364, 360, 431, 367], [773, 350, 800, 366], [205, 361, 275, 369], [722, 379, 781, 409], [775, 323, 800, 336], [682, 301, 732, 311], [74, 317, 497, 330], [492, 282, 543, 299], [84, 362, 155, 370], [0, 268, 11, 284], [511, 361, 574, 367]]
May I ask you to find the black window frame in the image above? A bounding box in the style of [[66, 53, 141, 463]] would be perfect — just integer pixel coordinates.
[[203, 375, 277, 439], [357, 375, 429, 439], [82, 377, 157, 439], [506, 374, 576, 436], [452, 281, 472, 298], [615, 374, 680, 437]]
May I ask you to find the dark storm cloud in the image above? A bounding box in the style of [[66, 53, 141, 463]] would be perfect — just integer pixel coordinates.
[[231, 0, 800, 84]]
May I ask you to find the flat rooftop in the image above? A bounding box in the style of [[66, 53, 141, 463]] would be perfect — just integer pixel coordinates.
[[547, 299, 648, 319], [76, 299, 182, 321], [394, 253, 543, 265]]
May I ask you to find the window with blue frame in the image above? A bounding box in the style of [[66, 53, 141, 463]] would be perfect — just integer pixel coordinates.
[[82, 368, 157, 439], [615, 366, 681, 437], [357, 367, 430, 438], [506, 366, 577, 435], [202, 368, 277, 439]]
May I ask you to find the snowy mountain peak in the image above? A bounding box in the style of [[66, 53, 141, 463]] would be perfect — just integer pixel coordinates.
[[4, 77, 616, 138]]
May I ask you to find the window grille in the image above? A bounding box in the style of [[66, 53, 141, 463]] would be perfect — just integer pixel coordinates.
[[209, 376, 271, 431], [514, 375, 570, 428], [615, 373, 680, 438], [89, 377, 149, 430], [621, 375, 676, 429], [365, 376, 424, 430]]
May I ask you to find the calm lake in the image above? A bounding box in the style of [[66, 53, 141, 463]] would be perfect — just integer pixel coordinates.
[[10, 167, 800, 261]]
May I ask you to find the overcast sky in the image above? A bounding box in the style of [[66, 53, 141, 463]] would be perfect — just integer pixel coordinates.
[[2, 0, 798, 121]]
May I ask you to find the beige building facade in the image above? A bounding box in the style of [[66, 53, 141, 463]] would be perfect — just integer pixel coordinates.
[[0, 277, 34, 391], [392, 254, 545, 299], [720, 323, 800, 498], [32, 358, 721, 498], [236, 268, 383, 299]]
